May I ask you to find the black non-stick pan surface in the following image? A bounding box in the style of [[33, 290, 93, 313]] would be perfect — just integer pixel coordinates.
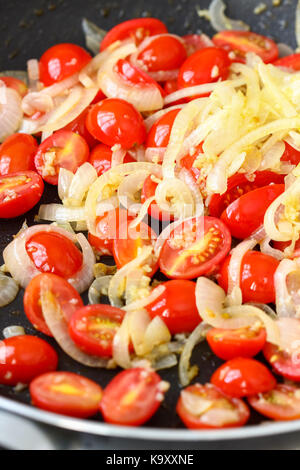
[[0, 0, 299, 438]]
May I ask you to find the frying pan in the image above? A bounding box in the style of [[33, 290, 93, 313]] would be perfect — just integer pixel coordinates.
[[0, 0, 299, 447]]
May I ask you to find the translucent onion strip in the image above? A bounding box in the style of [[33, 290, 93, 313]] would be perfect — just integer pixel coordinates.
[[0, 85, 23, 142], [0, 273, 19, 307], [38, 204, 86, 223], [274, 259, 299, 318], [67, 162, 98, 206]]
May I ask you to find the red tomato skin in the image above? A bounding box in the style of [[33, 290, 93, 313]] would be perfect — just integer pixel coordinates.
[[34, 130, 89, 185], [24, 273, 84, 336], [68, 305, 125, 358], [273, 237, 300, 259], [218, 251, 279, 304], [211, 358, 277, 398], [89, 143, 134, 176], [146, 280, 201, 335], [176, 384, 250, 429], [207, 327, 267, 361], [30, 371, 103, 418], [86, 99, 146, 150], [25, 231, 83, 279], [99, 368, 163, 426], [221, 184, 285, 239], [141, 174, 174, 222], [100, 18, 168, 51], [39, 43, 91, 86], [138, 35, 187, 72], [146, 109, 180, 148], [0, 336, 58, 386], [0, 134, 38, 175], [263, 343, 300, 382], [208, 171, 285, 218], [0, 171, 44, 219], [281, 141, 300, 166], [213, 31, 278, 64], [115, 59, 163, 93], [248, 384, 300, 421], [0, 76, 28, 97], [274, 53, 300, 71], [62, 107, 98, 148], [178, 47, 231, 89]]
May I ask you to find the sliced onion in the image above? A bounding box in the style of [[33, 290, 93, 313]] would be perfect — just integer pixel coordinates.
[[68, 233, 95, 293], [82, 18, 107, 55], [152, 354, 178, 370], [208, 0, 250, 32], [164, 83, 220, 106], [22, 92, 54, 116], [58, 168, 74, 201], [260, 237, 285, 261], [296, 0, 300, 48], [111, 146, 127, 168], [40, 278, 108, 368], [179, 168, 204, 216], [276, 317, 300, 353], [3, 326, 25, 339], [179, 322, 211, 387], [112, 311, 131, 369], [88, 276, 112, 304], [0, 273, 19, 307], [38, 204, 86, 223], [260, 141, 286, 171], [154, 216, 197, 257], [27, 59, 40, 91], [124, 284, 166, 312], [0, 85, 22, 142], [246, 302, 277, 320], [117, 170, 149, 215], [145, 147, 166, 164], [155, 177, 195, 219], [143, 316, 171, 356], [278, 43, 295, 58], [195, 277, 226, 321], [128, 309, 152, 356], [67, 162, 98, 206], [275, 259, 299, 318], [227, 239, 257, 299], [144, 105, 184, 131]]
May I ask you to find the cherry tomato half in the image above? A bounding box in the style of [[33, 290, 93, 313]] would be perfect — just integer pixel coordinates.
[[211, 358, 276, 398], [176, 383, 250, 429], [208, 171, 285, 218], [39, 43, 91, 86], [86, 99, 146, 150], [159, 216, 231, 280], [146, 108, 180, 148], [62, 107, 97, 148], [25, 231, 83, 279], [0, 336, 58, 386], [100, 18, 168, 51], [248, 384, 300, 421], [0, 76, 27, 97], [213, 31, 278, 64], [273, 237, 300, 259], [30, 371, 103, 418], [141, 175, 174, 222], [115, 59, 162, 92], [218, 251, 279, 304], [263, 342, 300, 382], [146, 280, 201, 335], [274, 53, 300, 71], [89, 143, 134, 177], [0, 133, 38, 176], [221, 184, 285, 239], [137, 35, 187, 72], [69, 304, 125, 358], [99, 368, 166, 426], [34, 130, 89, 185], [24, 273, 84, 336], [0, 171, 44, 219], [178, 47, 231, 89], [207, 326, 266, 361]]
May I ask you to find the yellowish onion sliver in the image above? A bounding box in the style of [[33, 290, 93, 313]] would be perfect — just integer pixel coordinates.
[[124, 284, 166, 312], [117, 170, 149, 215], [88, 275, 113, 304], [112, 311, 132, 369], [68, 233, 95, 294], [129, 196, 155, 230], [111, 146, 127, 168], [40, 280, 108, 368], [129, 309, 152, 356], [155, 177, 195, 219], [144, 105, 184, 131], [0, 86, 23, 142], [208, 0, 250, 32], [264, 192, 294, 242], [143, 316, 171, 356], [67, 162, 98, 205], [296, 0, 300, 49], [260, 141, 286, 171], [0, 273, 19, 307], [22, 92, 54, 116], [145, 147, 166, 163], [96, 195, 119, 217], [58, 168, 74, 201], [274, 258, 299, 318], [179, 168, 204, 216], [227, 239, 257, 299], [276, 317, 300, 354], [3, 325, 25, 339], [38, 204, 86, 223], [260, 237, 285, 261]]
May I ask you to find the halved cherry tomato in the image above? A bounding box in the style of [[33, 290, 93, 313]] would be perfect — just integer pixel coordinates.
[[86, 99, 146, 150], [0, 133, 38, 176], [100, 18, 168, 51], [62, 107, 97, 148], [264, 342, 300, 382], [24, 273, 84, 336], [146, 108, 180, 148], [89, 143, 135, 176], [99, 368, 166, 426], [176, 383, 250, 429], [39, 43, 91, 86], [0, 76, 27, 97], [0, 171, 44, 219], [25, 231, 83, 278], [248, 384, 300, 421], [211, 358, 276, 398], [30, 371, 103, 418], [88, 208, 134, 256], [0, 336, 58, 386], [34, 130, 89, 185], [115, 59, 163, 93], [141, 175, 174, 222], [180, 143, 203, 183], [69, 304, 125, 358], [274, 53, 300, 71], [146, 280, 201, 334], [221, 184, 285, 239], [207, 326, 266, 361], [159, 216, 231, 280], [208, 171, 285, 218], [281, 141, 300, 166], [273, 237, 300, 259], [213, 31, 278, 64], [178, 47, 231, 89], [113, 221, 158, 275], [218, 251, 279, 304], [183, 34, 213, 56], [137, 35, 187, 72]]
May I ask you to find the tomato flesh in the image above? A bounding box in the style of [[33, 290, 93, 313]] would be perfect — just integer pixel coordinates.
[[0, 133, 38, 175], [30, 371, 103, 418], [218, 251, 279, 304], [264, 342, 300, 382], [24, 273, 84, 336], [137, 35, 187, 71], [274, 53, 300, 71], [248, 384, 300, 421], [99, 368, 165, 426], [221, 184, 285, 239], [0, 336, 58, 386], [0, 171, 44, 219], [176, 383, 250, 429], [62, 107, 97, 148], [146, 109, 180, 148], [25, 231, 83, 279], [159, 216, 231, 280], [211, 358, 276, 398], [69, 305, 125, 358], [89, 143, 134, 177], [281, 141, 300, 166], [207, 327, 266, 361]]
